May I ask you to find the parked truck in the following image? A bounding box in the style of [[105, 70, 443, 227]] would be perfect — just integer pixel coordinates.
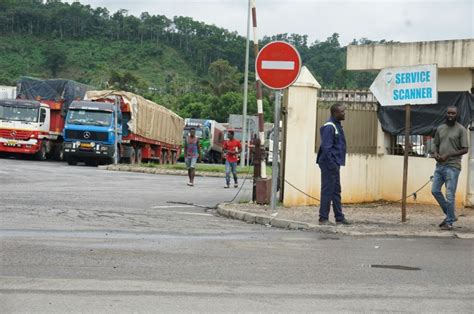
[[180, 118, 226, 163], [0, 86, 17, 99], [0, 77, 89, 160], [62, 90, 184, 166]]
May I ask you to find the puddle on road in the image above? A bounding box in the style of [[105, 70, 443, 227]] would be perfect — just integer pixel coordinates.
[[318, 236, 340, 240], [369, 264, 421, 271]]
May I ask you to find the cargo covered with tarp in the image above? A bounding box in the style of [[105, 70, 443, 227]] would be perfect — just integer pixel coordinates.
[[377, 91, 474, 135], [17, 77, 92, 115], [85, 90, 184, 146]]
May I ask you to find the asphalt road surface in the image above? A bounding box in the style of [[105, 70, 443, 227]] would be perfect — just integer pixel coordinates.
[[1, 158, 473, 313]]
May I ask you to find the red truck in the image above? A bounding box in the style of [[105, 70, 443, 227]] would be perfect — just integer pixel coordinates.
[[0, 78, 89, 160]]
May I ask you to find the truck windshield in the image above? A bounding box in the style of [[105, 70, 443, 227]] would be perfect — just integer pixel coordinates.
[[227, 131, 243, 141], [0, 104, 39, 122], [183, 128, 203, 138], [67, 110, 112, 126]]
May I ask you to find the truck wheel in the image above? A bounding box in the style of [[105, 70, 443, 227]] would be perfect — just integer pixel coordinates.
[[171, 151, 177, 164], [129, 149, 136, 164], [136, 148, 142, 164], [35, 143, 47, 161], [66, 157, 78, 166], [54, 144, 64, 161], [212, 151, 220, 164]]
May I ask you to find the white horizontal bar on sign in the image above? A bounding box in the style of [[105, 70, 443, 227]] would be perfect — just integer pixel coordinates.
[[262, 61, 295, 70]]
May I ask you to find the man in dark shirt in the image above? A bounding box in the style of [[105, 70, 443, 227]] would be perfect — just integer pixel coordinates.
[[432, 106, 468, 230], [316, 103, 350, 225]]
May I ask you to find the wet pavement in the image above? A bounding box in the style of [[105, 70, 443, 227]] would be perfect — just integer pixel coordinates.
[[1, 158, 473, 313]]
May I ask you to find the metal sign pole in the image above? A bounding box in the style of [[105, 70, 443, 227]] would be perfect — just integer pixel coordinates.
[[271, 90, 282, 212], [246, 129, 251, 166], [240, 0, 251, 167], [114, 96, 119, 165], [401, 104, 411, 222]]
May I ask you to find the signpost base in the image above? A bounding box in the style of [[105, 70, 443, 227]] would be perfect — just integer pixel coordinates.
[[256, 178, 271, 205]]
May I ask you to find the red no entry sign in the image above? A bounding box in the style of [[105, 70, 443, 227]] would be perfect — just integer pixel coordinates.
[[256, 41, 302, 90]]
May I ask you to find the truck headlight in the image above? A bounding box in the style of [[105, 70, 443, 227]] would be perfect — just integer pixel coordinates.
[[64, 143, 73, 148], [100, 146, 108, 152], [90, 142, 95, 147]]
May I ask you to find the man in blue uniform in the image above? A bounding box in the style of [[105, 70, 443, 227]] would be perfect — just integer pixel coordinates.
[[316, 103, 351, 225]]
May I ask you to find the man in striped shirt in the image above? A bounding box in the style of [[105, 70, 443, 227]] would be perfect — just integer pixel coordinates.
[[184, 127, 201, 186]]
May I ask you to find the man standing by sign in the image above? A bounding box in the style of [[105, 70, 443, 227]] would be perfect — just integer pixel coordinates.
[[316, 104, 351, 225], [370, 63, 438, 222], [432, 106, 468, 230]]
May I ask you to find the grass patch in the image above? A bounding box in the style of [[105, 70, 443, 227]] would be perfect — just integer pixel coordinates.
[[141, 162, 272, 175]]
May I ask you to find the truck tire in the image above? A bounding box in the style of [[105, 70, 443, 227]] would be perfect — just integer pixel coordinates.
[[171, 151, 177, 164], [66, 157, 78, 166], [212, 151, 221, 164], [35, 143, 47, 161], [136, 147, 142, 164], [129, 149, 136, 164], [54, 144, 64, 161], [162, 150, 168, 164]]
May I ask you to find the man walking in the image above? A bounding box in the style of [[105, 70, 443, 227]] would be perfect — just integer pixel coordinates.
[[316, 103, 350, 225], [184, 127, 201, 186], [223, 130, 242, 188], [432, 106, 468, 230]]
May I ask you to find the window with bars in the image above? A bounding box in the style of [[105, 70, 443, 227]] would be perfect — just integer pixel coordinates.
[[387, 135, 434, 157], [315, 101, 378, 155]]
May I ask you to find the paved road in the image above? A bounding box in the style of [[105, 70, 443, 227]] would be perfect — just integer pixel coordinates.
[[1, 158, 473, 313]]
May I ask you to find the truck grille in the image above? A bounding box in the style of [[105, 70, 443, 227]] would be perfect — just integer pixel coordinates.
[[65, 130, 108, 142], [0, 129, 33, 140]]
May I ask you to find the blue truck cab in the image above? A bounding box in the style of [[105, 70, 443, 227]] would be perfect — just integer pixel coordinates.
[[63, 101, 122, 166]]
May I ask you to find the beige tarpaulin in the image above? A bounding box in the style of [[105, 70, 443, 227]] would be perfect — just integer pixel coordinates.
[[85, 90, 184, 146]]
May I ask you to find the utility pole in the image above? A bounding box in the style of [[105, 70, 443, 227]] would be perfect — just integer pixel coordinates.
[[240, 0, 251, 167]]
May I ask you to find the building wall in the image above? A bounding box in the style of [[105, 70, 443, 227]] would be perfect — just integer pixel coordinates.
[[283, 84, 470, 207], [283, 149, 469, 207], [347, 39, 474, 70], [379, 155, 468, 207], [283, 49, 473, 208], [283, 85, 320, 206], [438, 69, 473, 92]]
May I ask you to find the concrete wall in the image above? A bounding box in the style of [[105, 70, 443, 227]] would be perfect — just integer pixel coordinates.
[[283, 70, 320, 207], [347, 39, 474, 70], [438, 68, 473, 92], [379, 155, 468, 207], [283, 150, 469, 207], [284, 46, 473, 208], [282, 65, 470, 207]]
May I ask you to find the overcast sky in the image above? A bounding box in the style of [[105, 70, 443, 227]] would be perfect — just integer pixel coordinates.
[[72, 0, 473, 45]]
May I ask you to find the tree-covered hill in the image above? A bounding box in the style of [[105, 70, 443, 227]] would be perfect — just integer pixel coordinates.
[[0, 0, 380, 122]]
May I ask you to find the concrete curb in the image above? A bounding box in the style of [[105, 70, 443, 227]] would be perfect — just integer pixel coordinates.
[[99, 165, 226, 177], [217, 204, 474, 239]]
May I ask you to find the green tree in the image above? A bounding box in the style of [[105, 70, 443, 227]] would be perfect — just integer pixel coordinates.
[[205, 59, 241, 97], [42, 46, 67, 77], [108, 70, 147, 92]]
